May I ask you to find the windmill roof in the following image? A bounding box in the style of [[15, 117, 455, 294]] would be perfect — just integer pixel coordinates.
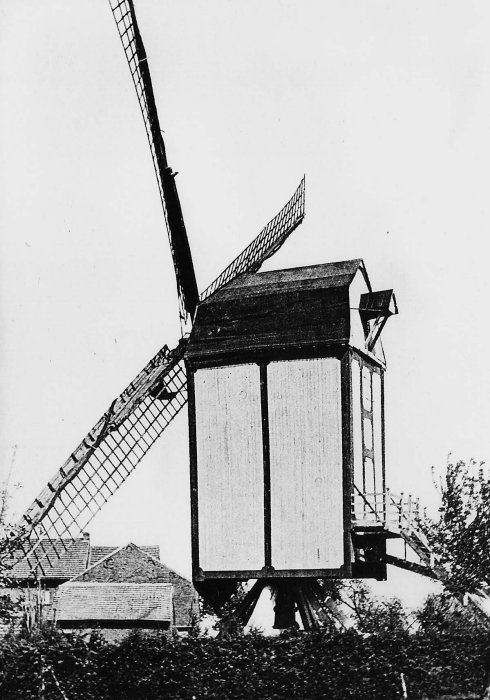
[[187, 259, 368, 361], [55, 583, 172, 623], [202, 259, 365, 302]]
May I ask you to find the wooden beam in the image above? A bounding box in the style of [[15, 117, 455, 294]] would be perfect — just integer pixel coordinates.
[[386, 554, 439, 579]]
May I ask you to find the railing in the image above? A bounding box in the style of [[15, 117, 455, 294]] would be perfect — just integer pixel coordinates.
[[351, 487, 425, 535]]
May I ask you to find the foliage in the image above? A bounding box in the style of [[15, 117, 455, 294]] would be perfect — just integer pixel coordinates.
[[199, 583, 250, 638], [0, 626, 489, 699], [0, 470, 25, 629], [415, 592, 483, 635], [342, 581, 409, 634], [422, 458, 490, 595]]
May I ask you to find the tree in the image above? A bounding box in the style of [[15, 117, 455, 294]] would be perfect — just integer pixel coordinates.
[[415, 592, 482, 634], [0, 467, 26, 629], [422, 458, 490, 596], [341, 581, 409, 634]]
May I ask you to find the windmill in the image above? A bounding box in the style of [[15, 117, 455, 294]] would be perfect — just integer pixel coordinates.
[[7, 0, 303, 617], [6, 1, 465, 631]]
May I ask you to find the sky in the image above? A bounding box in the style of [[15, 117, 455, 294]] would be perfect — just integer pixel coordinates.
[[1, 0, 490, 611]]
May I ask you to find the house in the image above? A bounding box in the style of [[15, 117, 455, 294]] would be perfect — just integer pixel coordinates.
[[56, 542, 199, 634], [7, 535, 198, 637], [9, 533, 159, 590], [55, 582, 173, 643]]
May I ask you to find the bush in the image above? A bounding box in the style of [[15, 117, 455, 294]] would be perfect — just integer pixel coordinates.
[[0, 627, 488, 699]]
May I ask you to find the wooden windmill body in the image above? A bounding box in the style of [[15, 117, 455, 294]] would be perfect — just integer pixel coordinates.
[[185, 260, 397, 620], [6, 1, 452, 630]]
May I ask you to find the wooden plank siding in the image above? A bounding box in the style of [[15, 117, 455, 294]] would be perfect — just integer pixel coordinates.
[[268, 358, 344, 570], [194, 364, 264, 572]]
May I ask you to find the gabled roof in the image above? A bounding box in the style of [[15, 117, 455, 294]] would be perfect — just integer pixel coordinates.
[[90, 545, 160, 566], [70, 543, 185, 584], [10, 540, 161, 581], [55, 583, 172, 623], [10, 538, 90, 580]]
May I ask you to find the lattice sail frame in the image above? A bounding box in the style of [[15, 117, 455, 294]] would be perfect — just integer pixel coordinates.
[[16, 343, 187, 574], [201, 176, 305, 300], [108, 0, 199, 324], [12, 175, 305, 575]]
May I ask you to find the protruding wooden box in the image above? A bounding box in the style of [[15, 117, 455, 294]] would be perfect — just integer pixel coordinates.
[[185, 260, 397, 583]]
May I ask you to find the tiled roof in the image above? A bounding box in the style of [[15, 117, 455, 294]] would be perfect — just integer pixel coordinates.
[[138, 545, 160, 561], [10, 540, 161, 580], [55, 583, 172, 622], [10, 539, 90, 580], [90, 545, 160, 566]]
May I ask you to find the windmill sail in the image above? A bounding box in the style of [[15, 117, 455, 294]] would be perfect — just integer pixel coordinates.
[[201, 176, 305, 301], [14, 341, 187, 575], [108, 0, 199, 323]]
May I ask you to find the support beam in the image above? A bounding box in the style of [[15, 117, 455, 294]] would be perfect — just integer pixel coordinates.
[[235, 580, 267, 627], [386, 554, 439, 579]]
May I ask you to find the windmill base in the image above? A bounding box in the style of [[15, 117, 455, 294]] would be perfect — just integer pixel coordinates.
[[195, 577, 346, 631]]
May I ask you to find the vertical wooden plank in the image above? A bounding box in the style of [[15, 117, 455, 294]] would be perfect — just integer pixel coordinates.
[[187, 370, 200, 578], [381, 371, 386, 497], [260, 364, 272, 568], [195, 364, 264, 572], [341, 350, 354, 576], [268, 357, 343, 570]]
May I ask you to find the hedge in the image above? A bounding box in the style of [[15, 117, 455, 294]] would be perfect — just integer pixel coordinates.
[[0, 629, 488, 699]]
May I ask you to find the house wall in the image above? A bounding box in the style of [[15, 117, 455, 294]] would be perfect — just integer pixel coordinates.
[[74, 545, 198, 629]]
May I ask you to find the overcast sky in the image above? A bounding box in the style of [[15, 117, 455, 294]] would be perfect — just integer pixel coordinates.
[[1, 0, 490, 609]]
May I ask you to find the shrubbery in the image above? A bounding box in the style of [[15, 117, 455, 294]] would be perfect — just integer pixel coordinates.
[[0, 627, 488, 699]]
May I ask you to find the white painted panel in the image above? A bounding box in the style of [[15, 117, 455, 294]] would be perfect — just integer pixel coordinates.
[[372, 371, 383, 493], [351, 359, 363, 492], [195, 364, 264, 571], [268, 357, 343, 570]]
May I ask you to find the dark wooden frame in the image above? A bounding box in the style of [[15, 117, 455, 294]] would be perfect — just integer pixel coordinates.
[[350, 349, 386, 512]]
